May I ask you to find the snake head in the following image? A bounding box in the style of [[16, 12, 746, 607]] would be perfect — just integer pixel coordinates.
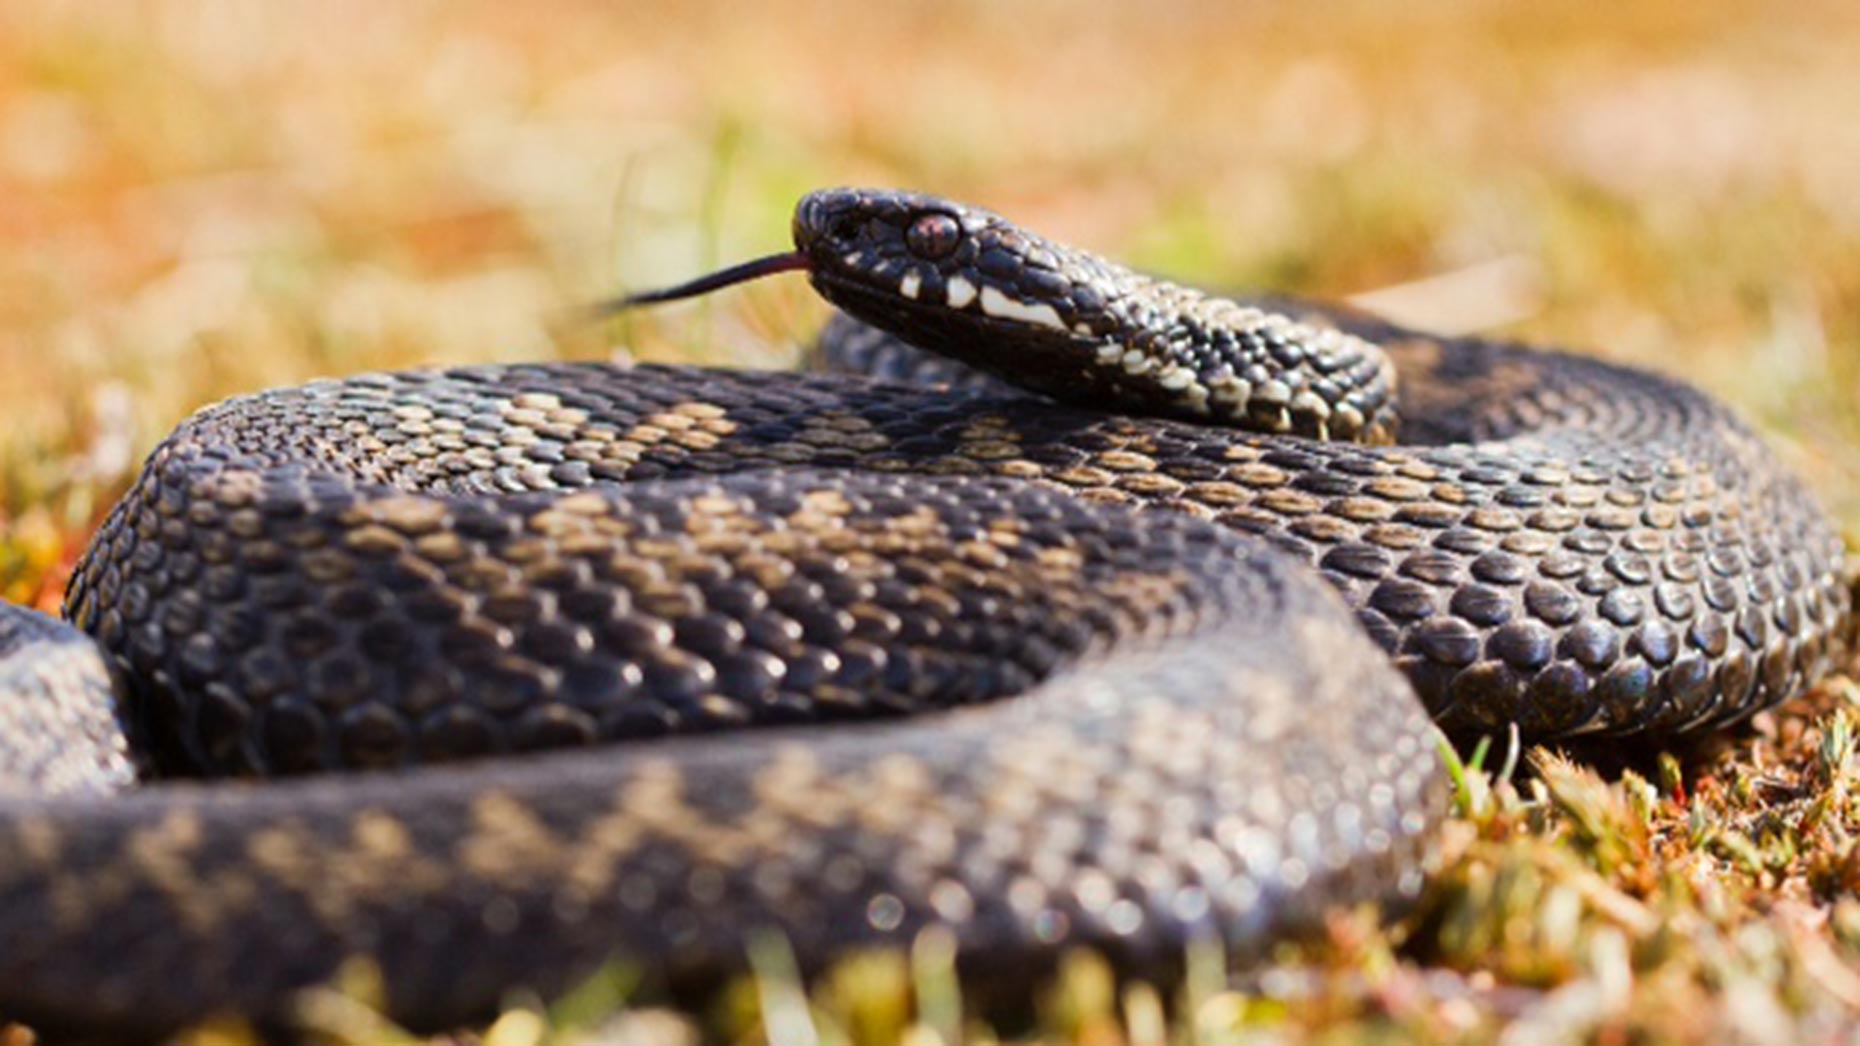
[[792, 188, 1119, 368]]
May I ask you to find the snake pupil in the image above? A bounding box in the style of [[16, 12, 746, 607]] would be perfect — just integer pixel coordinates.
[[906, 212, 961, 259]]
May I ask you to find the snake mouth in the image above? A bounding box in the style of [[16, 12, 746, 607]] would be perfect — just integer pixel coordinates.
[[809, 267, 1087, 353]]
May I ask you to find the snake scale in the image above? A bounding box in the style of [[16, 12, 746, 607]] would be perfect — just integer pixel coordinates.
[[0, 188, 1851, 1037]]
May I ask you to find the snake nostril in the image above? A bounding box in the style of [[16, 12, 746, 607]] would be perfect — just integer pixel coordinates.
[[794, 194, 860, 248]]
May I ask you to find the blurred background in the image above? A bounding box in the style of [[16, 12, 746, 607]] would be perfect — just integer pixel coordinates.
[[3, 0, 1857, 611]]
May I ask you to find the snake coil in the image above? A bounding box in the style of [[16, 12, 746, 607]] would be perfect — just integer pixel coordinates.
[[0, 188, 1850, 1036]]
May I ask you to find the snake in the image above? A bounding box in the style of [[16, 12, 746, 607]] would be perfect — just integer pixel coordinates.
[[0, 187, 1851, 1038]]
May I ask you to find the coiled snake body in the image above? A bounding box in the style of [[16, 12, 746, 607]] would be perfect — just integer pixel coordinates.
[[0, 189, 1850, 1036]]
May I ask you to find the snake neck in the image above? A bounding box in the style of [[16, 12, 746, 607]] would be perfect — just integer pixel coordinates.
[[1086, 267, 1400, 442], [793, 187, 1400, 443]]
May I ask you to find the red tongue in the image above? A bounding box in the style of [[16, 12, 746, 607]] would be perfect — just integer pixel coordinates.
[[584, 251, 813, 317]]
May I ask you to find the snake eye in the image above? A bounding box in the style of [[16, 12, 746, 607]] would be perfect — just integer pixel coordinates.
[[905, 213, 962, 260]]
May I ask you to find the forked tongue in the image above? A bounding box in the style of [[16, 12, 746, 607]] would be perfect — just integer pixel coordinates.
[[582, 252, 812, 318]]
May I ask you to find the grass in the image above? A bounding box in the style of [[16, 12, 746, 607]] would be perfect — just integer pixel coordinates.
[[1, 0, 1857, 1041]]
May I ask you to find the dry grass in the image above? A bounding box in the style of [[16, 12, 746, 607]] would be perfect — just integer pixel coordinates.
[[1, 0, 1857, 1041]]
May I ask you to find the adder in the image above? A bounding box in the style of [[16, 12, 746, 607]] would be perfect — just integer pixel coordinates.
[[0, 187, 1850, 1036]]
